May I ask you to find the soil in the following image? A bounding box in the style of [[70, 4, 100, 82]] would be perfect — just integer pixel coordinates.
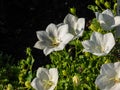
[[0, 0, 95, 70]]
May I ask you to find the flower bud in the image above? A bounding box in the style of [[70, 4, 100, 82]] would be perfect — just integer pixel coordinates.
[[113, 3, 117, 14], [95, 0, 100, 6], [104, 59, 111, 64], [7, 84, 13, 90], [70, 7, 76, 15], [86, 77, 90, 81], [72, 75, 80, 86], [25, 81, 31, 88], [100, 0, 104, 4], [84, 52, 90, 57], [89, 24, 96, 31], [104, 1, 111, 9], [62, 70, 67, 76]]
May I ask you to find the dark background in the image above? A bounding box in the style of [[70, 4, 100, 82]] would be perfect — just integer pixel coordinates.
[[0, 0, 94, 69]]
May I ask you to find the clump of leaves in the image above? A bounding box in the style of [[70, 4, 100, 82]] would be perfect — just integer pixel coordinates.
[[0, 48, 35, 90], [88, 0, 117, 15]]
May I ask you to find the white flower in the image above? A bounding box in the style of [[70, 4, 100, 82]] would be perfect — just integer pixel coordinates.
[[95, 62, 120, 90], [63, 13, 85, 38], [34, 23, 74, 56], [95, 9, 120, 30], [31, 67, 58, 90], [81, 32, 115, 56]]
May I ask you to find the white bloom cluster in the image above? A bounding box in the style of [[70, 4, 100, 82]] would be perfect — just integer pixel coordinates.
[[34, 14, 85, 56], [32, 9, 120, 90]]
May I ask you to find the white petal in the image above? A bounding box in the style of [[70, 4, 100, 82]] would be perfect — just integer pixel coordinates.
[[82, 40, 105, 56], [99, 21, 112, 30], [36, 31, 50, 41], [34, 41, 45, 49], [90, 32, 103, 46], [100, 63, 116, 76], [34, 41, 51, 50], [112, 16, 120, 28], [82, 32, 114, 56], [61, 33, 74, 44], [76, 18, 85, 36], [63, 13, 78, 29], [82, 40, 95, 53], [95, 74, 114, 90], [31, 78, 43, 90], [49, 68, 58, 90], [102, 14, 114, 28], [98, 13, 104, 21], [96, 9, 115, 30], [114, 62, 120, 76], [57, 23, 65, 28], [93, 52, 107, 56], [58, 24, 69, 38], [54, 44, 65, 51], [110, 83, 120, 90], [76, 18, 85, 31], [103, 33, 115, 54], [43, 47, 54, 56], [102, 9, 114, 17], [46, 23, 58, 38], [95, 63, 117, 90], [95, 12, 99, 20], [36, 67, 49, 80]]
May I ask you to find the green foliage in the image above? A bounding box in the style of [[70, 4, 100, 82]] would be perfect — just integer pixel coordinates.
[[88, 0, 117, 15], [0, 48, 35, 90], [70, 7, 76, 16], [46, 30, 116, 89], [0, 1, 119, 90]]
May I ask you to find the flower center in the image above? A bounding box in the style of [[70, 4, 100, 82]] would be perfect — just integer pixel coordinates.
[[43, 80, 54, 89], [114, 77, 120, 83], [51, 38, 61, 47], [109, 77, 120, 83], [94, 45, 105, 53]]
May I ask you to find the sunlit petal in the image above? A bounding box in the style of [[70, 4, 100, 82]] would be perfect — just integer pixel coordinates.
[[31, 67, 58, 90], [46, 23, 58, 38], [95, 9, 120, 30], [31, 78, 43, 90], [49, 68, 58, 90], [82, 32, 115, 56], [95, 62, 120, 90]]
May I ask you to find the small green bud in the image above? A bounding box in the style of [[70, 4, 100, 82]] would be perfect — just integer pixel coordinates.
[[81, 64, 85, 69], [113, 3, 117, 15], [100, 0, 104, 4], [89, 24, 96, 31], [25, 81, 31, 88], [70, 7, 76, 15], [95, 0, 100, 6], [104, 1, 111, 9], [18, 74, 24, 83], [26, 47, 31, 56], [62, 70, 67, 76], [7, 84, 13, 90], [97, 28, 103, 32], [72, 75, 80, 86], [104, 59, 111, 64], [84, 52, 90, 57], [86, 77, 90, 81], [21, 69, 27, 75]]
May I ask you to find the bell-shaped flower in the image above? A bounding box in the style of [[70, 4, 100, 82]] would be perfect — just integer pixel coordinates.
[[81, 32, 115, 56], [34, 23, 74, 56], [95, 9, 120, 30], [95, 62, 120, 90], [63, 13, 85, 38], [31, 67, 58, 90]]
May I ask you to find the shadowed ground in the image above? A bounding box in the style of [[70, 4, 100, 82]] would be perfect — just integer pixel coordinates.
[[0, 0, 94, 69]]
